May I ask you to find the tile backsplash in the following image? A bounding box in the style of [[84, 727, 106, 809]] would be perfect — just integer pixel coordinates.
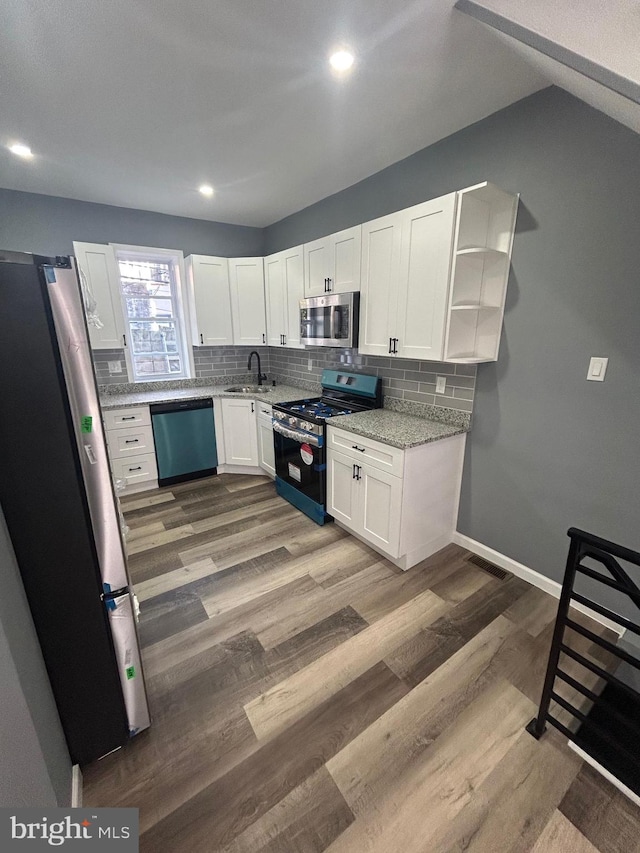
[[93, 345, 476, 419], [269, 346, 476, 416]]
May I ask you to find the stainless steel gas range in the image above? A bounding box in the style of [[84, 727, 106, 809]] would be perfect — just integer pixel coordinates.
[[272, 369, 382, 524]]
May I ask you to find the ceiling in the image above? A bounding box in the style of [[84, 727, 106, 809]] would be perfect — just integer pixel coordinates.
[[456, 0, 640, 133], [0, 1, 547, 227]]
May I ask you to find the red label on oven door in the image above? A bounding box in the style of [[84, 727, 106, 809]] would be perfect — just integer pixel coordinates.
[[300, 444, 314, 466]]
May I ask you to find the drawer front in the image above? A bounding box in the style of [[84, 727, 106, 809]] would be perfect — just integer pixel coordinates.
[[107, 425, 155, 458], [328, 426, 404, 477], [103, 406, 151, 430], [111, 453, 158, 487]]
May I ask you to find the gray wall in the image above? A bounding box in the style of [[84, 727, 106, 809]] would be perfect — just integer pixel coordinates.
[[265, 86, 640, 598], [0, 188, 264, 258], [0, 506, 72, 806]]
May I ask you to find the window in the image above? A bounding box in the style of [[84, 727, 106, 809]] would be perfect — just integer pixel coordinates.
[[114, 247, 192, 382]]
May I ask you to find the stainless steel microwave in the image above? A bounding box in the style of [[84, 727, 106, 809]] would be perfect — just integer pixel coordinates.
[[300, 292, 359, 347]]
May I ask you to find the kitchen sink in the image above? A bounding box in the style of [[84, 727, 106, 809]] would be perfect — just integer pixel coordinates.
[[224, 385, 270, 393]]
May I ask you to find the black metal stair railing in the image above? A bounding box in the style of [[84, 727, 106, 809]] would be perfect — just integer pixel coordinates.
[[526, 528, 640, 794]]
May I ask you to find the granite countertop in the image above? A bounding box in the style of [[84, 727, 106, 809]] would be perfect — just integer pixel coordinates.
[[100, 381, 469, 450], [328, 408, 468, 449], [99, 383, 310, 410]]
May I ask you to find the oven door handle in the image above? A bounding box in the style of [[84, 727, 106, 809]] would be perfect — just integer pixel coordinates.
[[272, 420, 321, 447]]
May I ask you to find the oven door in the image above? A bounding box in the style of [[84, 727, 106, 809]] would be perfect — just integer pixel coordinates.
[[273, 421, 325, 506], [299, 292, 359, 347]]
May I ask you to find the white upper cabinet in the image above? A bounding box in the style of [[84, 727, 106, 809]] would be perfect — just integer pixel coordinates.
[[73, 241, 124, 350], [186, 255, 233, 347], [359, 213, 403, 357], [359, 183, 518, 362], [264, 245, 304, 348], [443, 182, 519, 363], [303, 225, 361, 297], [228, 257, 267, 346], [395, 194, 457, 361]]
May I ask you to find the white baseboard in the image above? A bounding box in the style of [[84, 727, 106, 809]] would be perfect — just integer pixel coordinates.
[[568, 742, 640, 807], [452, 532, 625, 637], [217, 464, 265, 476], [71, 764, 83, 808]]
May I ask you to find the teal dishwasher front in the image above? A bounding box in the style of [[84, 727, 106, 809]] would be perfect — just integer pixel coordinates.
[[150, 398, 217, 486]]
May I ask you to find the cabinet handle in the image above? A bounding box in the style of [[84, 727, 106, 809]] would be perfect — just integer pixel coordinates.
[[393, 337, 398, 354], [128, 466, 142, 471], [351, 445, 365, 452], [388, 337, 393, 354], [122, 416, 135, 421], [125, 439, 139, 444], [327, 277, 332, 292], [356, 464, 362, 480], [283, 334, 286, 345], [200, 333, 204, 345], [262, 333, 266, 344], [251, 402, 254, 413], [353, 463, 357, 479], [122, 334, 127, 347]]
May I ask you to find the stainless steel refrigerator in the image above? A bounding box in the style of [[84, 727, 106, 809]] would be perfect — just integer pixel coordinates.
[[0, 250, 150, 766]]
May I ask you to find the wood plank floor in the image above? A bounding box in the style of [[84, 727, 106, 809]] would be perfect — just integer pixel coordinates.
[[83, 474, 640, 851]]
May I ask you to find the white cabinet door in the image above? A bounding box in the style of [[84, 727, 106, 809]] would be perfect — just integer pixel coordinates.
[[264, 254, 286, 347], [330, 225, 361, 293], [304, 238, 330, 298], [304, 227, 361, 297], [229, 258, 266, 346], [265, 246, 304, 348], [326, 449, 359, 528], [360, 463, 403, 558], [283, 246, 304, 348], [73, 242, 124, 350], [221, 398, 259, 466], [396, 194, 456, 361], [257, 412, 276, 478], [358, 212, 403, 356], [186, 255, 233, 347]]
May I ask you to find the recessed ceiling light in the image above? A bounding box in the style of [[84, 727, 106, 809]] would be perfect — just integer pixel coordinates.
[[9, 143, 34, 159], [329, 50, 354, 72], [199, 184, 214, 197]]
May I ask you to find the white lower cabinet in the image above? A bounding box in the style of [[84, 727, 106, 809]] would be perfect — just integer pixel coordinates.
[[327, 425, 466, 570], [256, 403, 275, 478], [220, 398, 259, 468], [104, 405, 158, 493]]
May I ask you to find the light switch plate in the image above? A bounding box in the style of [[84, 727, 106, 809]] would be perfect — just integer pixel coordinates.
[[435, 376, 447, 394], [587, 357, 608, 381], [107, 361, 123, 374], [307, 358, 313, 371]]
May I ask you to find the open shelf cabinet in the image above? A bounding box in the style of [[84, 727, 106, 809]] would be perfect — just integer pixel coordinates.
[[444, 182, 519, 363]]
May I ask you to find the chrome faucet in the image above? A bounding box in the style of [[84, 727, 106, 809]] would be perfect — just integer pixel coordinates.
[[247, 350, 267, 386]]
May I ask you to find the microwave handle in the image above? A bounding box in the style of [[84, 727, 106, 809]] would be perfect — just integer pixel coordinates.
[[330, 306, 339, 341]]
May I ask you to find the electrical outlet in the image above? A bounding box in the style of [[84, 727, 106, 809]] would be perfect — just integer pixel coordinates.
[[435, 376, 447, 394], [307, 358, 313, 371], [108, 361, 123, 374]]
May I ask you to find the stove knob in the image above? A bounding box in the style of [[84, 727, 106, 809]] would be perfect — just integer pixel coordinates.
[[288, 416, 297, 426]]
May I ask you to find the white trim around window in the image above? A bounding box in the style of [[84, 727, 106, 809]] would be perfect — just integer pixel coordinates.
[[110, 244, 195, 383]]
